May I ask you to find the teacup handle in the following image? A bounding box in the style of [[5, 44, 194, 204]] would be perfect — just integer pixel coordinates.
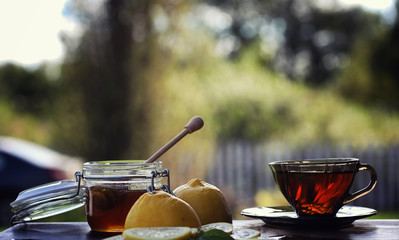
[[343, 163, 377, 204]]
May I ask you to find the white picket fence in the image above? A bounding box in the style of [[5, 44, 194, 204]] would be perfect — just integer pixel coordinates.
[[206, 141, 399, 211]]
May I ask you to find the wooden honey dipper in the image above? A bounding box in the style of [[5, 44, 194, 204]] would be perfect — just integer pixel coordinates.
[[145, 116, 204, 163]]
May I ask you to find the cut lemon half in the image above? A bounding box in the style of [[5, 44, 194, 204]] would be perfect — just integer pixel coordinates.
[[122, 227, 192, 240], [231, 228, 260, 239], [200, 222, 233, 234], [124, 191, 200, 229]]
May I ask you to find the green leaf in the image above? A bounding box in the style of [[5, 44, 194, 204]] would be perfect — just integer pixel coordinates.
[[198, 229, 234, 240]]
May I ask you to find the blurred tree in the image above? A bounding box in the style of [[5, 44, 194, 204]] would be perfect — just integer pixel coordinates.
[[205, 0, 383, 86], [368, 1, 399, 110], [56, 0, 166, 159], [213, 97, 296, 140], [278, 3, 382, 86], [0, 63, 56, 116], [336, 1, 399, 111]]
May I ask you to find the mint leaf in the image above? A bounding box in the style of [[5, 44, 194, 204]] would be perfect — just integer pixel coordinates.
[[198, 229, 234, 240]]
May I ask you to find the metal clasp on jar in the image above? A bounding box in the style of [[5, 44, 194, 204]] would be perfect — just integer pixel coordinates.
[[147, 169, 175, 196]]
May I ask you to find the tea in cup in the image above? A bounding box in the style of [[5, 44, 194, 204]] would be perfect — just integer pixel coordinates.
[[269, 158, 377, 217]]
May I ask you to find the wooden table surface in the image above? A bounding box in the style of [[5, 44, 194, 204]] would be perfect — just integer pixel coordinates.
[[0, 219, 398, 239]]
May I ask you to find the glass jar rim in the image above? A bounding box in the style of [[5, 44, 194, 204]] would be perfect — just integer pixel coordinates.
[[269, 158, 359, 166], [82, 160, 163, 180], [83, 160, 162, 166]]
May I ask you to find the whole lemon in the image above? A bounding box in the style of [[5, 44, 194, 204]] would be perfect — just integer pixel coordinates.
[[174, 178, 232, 225], [124, 191, 201, 230]]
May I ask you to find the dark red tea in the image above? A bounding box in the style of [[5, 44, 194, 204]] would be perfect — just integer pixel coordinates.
[[275, 171, 355, 216], [86, 186, 147, 232]]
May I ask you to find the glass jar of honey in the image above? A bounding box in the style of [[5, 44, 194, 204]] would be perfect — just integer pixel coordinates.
[[82, 160, 162, 232], [10, 160, 163, 233]]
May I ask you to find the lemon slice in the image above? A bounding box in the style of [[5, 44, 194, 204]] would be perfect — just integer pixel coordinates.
[[103, 235, 123, 240], [191, 228, 199, 238], [122, 227, 192, 240], [231, 228, 260, 239], [200, 222, 234, 234]]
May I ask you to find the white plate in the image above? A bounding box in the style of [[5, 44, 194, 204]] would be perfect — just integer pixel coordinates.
[[241, 206, 377, 228]]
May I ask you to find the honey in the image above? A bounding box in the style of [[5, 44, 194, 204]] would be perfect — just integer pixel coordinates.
[[82, 160, 162, 232], [86, 186, 147, 232]]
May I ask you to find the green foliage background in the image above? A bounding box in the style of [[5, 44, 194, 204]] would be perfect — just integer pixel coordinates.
[[2, 2, 399, 173], [1, 0, 399, 222]]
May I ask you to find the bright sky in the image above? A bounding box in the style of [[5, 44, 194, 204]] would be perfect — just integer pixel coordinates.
[[0, 0, 78, 67], [0, 0, 395, 67], [339, 0, 394, 11]]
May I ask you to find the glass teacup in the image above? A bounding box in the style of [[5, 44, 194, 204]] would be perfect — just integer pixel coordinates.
[[269, 158, 377, 217]]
